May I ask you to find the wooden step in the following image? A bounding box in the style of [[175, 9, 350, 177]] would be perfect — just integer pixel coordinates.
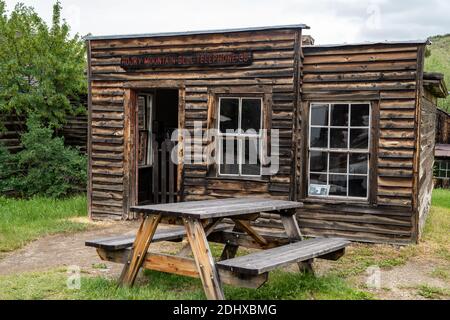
[[85, 224, 231, 251], [216, 237, 350, 275]]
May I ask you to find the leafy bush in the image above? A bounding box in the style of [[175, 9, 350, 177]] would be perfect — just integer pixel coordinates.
[[0, 1, 87, 129], [0, 143, 15, 192], [0, 117, 87, 198]]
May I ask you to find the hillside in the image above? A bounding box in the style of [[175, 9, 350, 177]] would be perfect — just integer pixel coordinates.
[[425, 34, 450, 111]]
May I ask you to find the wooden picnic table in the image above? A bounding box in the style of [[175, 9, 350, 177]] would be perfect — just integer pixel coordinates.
[[86, 198, 350, 300]]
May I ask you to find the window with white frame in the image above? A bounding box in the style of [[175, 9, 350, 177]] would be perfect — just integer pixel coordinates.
[[137, 94, 153, 166], [434, 160, 450, 179], [218, 97, 262, 177], [308, 102, 371, 199]]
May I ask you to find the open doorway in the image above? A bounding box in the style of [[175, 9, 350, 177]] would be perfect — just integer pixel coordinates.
[[136, 89, 179, 205]]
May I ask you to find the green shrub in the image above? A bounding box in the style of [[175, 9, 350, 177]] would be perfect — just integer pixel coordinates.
[[0, 116, 87, 198], [0, 143, 15, 192]]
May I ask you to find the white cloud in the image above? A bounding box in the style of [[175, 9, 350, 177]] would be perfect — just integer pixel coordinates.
[[3, 0, 449, 44]]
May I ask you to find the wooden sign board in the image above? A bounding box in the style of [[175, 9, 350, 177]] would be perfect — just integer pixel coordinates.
[[121, 51, 253, 69]]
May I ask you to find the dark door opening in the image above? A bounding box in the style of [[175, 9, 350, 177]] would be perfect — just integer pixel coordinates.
[[137, 89, 179, 205]]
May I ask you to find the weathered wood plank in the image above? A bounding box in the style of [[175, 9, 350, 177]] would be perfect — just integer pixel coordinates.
[[216, 238, 350, 275], [118, 214, 162, 286], [131, 198, 303, 219], [184, 218, 224, 300]]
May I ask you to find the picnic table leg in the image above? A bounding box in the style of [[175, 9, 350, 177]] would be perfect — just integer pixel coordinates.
[[219, 225, 240, 261], [281, 212, 314, 275], [178, 218, 222, 257], [118, 213, 162, 286], [219, 213, 261, 261], [183, 217, 225, 300]]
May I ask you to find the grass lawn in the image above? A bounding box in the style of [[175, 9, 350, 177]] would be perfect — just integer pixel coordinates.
[[0, 190, 449, 300], [0, 195, 88, 252], [425, 34, 450, 111], [0, 267, 372, 300]]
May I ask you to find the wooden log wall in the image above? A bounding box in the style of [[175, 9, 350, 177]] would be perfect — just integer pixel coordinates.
[[417, 89, 437, 237], [435, 108, 450, 144], [87, 28, 303, 220], [0, 107, 87, 153], [300, 43, 426, 244], [0, 113, 25, 153]]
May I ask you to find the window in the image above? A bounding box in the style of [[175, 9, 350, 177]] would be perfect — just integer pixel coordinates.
[[308, 102, 371, 199], [218, 97, 262, 177], [137, 94, 153, 166], [434, 160, 450, 179]]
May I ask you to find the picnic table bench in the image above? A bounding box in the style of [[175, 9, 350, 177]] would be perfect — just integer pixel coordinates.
[[86, 198, 350, 300]]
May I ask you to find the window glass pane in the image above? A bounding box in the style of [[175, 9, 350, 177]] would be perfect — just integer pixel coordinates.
[[349, 175, 367, 198], [349, 153, 368, 174], [433, 164, 440, 176], [351, 104, 370, 126], [330, 128, 348, 149], [350, 128, 369, 149], [329, 174, 347, 196], [138, 96, 146, 130], [310, 127, 328, 148], [329, 152, 347, 173], [242, 99, 261, 132], [219, 98, 239, 132], [309, 174, 329, 196], [219, 137, 239, 175], [242, 137, 260, 175], [310, 151, 328, 172], [311, 104, 328, 126], [330, 104, 349, 126], [310, 173, 327, 185]]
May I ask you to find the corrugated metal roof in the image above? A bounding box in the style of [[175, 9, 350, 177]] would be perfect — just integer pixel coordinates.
[[85, 24, 309, 41]]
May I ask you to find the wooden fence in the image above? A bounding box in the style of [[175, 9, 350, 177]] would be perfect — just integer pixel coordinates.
[[0, 111, 87, 153], [152, 138, 178, 204]]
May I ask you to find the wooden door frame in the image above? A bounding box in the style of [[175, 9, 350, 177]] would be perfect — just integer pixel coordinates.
[[123, 80, 186, 219]]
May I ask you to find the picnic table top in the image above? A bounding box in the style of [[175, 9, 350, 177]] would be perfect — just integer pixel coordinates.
[[130, 198, 303, 219]]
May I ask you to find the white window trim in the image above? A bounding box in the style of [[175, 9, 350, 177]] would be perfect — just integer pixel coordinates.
[[307, 102, 371, 200], [217, 96, 263, 177]]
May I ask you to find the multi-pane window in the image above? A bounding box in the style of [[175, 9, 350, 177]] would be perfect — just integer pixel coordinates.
[[137, 94, 153, 166], [308, 103, 371, 199], [218, 97, 262, 177], [434, 160, 450, 179]]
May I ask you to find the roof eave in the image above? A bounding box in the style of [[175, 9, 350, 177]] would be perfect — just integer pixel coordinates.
[[303, 39, 430, 49], [84, 24, 309, 41], [424, 72, 448, 98]]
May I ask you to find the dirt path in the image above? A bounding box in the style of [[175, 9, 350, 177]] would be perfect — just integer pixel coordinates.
[[0, 220, 181, 278], [356, 257, 450, 300], [0, 223, 448, 299]]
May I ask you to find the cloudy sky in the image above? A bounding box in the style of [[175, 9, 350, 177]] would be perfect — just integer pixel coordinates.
[[3, 0, 450, 44]]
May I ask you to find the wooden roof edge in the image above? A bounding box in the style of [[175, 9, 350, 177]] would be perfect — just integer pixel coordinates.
[[84, 24, 309, 41], [423, 72, 448, 98], [437, 108, 450, 117], [435, 144, 450, 158], [303, 39, 429, 50]]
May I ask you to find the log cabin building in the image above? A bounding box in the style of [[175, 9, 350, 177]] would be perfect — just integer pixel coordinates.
[[85, 24, 448, 244], [434, 106, 450, 188], [435, 107, 450, 144]]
